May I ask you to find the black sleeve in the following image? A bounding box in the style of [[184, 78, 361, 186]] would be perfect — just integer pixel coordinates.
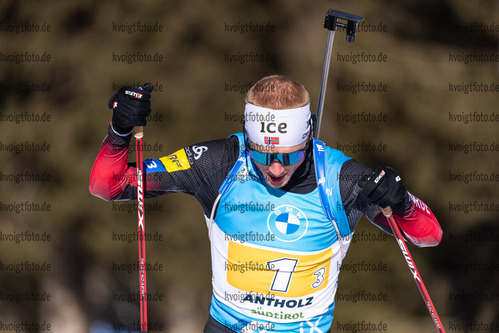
[[338, 159, 390, 233], [116, 136, 240, 216]]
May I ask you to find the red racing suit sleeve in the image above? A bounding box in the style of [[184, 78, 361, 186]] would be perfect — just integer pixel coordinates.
[[370, 192, 443, 247], [89, 129, 136, 201]]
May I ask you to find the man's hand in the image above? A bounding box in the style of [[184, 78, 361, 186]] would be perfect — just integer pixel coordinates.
[[360, 166, 409, 215], [108, 86, 151, 135]]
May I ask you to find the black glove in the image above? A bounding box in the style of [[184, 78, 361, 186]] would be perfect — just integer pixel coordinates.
[[108, 86, 151, 135], [360, 166, 409, 214]]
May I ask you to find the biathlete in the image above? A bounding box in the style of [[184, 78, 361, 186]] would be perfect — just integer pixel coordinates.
[[90, 75, 442, 333]]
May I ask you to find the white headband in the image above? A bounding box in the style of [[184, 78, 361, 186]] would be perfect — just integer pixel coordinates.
[[244, 103, 311, 147]]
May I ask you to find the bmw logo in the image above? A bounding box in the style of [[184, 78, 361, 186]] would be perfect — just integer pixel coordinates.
[[267, 205, 308, 242]]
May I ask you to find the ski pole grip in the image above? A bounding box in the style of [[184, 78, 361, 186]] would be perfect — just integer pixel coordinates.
[[135, 126, 144, 138], [134, 82, 154, 138], [381, 206, 392, 217]]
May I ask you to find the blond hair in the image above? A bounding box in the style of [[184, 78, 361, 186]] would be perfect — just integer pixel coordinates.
[[245, 75, 310, 110]]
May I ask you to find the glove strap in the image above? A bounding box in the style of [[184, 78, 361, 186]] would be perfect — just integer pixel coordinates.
[[110, 122, 134, 137]]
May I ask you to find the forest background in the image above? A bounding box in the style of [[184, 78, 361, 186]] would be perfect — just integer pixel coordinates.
[[0, 0, 497, 332]]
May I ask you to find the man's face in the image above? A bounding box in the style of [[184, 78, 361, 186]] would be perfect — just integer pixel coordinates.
[[249, 139, 309, 188]]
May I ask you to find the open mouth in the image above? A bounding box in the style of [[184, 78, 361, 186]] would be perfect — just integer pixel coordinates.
[[269, 173, 286, 183]]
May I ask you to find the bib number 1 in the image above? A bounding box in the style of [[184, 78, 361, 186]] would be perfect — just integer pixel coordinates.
[[267, 258, 298, 293]]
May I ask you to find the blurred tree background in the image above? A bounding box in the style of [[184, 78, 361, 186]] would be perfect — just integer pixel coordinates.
[[0, 0, 497, 332]]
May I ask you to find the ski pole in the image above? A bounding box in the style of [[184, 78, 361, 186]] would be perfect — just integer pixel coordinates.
[[314, 9, 363, 139], [381, 205, 446, 333], [135, 82, 154, 333]]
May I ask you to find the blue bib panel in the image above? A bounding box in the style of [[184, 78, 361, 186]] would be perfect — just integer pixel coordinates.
[[208, 133, 352, 333]]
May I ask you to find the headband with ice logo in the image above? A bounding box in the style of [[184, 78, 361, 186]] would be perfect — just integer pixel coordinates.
[[244, 103, 311, 147]]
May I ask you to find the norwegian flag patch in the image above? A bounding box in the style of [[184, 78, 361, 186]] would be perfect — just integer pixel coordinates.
[[264, 136, 279, 145]]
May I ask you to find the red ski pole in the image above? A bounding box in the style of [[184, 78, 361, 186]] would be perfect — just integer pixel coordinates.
[[135, 83, 153, 332], [135, 124, 147, 333], [381, 205, 446, 333]]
